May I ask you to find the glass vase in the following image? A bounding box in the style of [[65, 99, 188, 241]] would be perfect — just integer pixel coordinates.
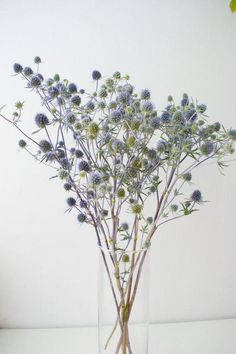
[[98, 245, 150, 354]]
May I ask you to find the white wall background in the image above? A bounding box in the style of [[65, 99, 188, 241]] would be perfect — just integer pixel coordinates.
[[0, 0, 236, 329]]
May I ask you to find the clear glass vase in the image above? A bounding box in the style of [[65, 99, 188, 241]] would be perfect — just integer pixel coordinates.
[[98, 245, 150, 354]]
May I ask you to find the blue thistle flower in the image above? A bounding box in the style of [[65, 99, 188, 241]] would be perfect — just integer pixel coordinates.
[[170, 204, 178, 212], [110, 110, 122, 123], [34, 56, 41, 64], [39, 140, 52, 153], [75, 150, 84, 158], [35, 113, 49, 128], [112, 139, 124, 152], [191, 190, 202, 203], [23, 67, 33, 76], [228, 129, 236, 141], [150, 117, 160, 129], [60, 158, 70, 169], [56, 149, 65, 159], [140, 89, 151, 100], [146, 216, 153, 224], [90, 172, 102, 185], [36, 73, 44, 81], [123, 84, 134, 95], [197, 104, 207, 113], [18, 139, 27, 148], [65, 112, 76, 125], [182, 172, 192, 181], [30, 75, 41, 88], [68, 83, 77, 93], [172, 110, 185, 125], [160, 111, 171, 124], [79, 88, 85, 94], [185, 109, 197, 122], [200, 141, 214, 155], [78, 160, 90, 172], [92, 70, 102, 80], [120, 222, 129, 231], [85, 100, 95, 111], [48, 86, 59, 98], [79, 200, 87, 208], [181, 96, 189, 107], [77, 212, 87, 223], [142, 101, 154, 112], [71, 95, 81, 106], [67, 197, 76, 207], [213, 122, 221, 132], [116, 92, 130, 104], [64, 183, 72, 191], [13, 63, 23, 73]]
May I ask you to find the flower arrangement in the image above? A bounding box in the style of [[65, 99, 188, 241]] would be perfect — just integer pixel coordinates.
[[1, 56, 236, 354]]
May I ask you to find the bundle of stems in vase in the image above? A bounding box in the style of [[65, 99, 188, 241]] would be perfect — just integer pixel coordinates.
[[1, 57, 235, 353]]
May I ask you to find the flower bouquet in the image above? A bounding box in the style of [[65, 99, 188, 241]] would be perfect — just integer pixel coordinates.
[[1, 57, 235, 354]]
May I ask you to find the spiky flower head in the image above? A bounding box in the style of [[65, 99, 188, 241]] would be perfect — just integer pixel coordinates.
[[160, 111, 171, 124], [75, 149, 84, 158], [117, 188, 126, 199], [181, 94, 189, 107], [113, 71, 121, 79], [65, 112, 76, 125], [34, 56, 41, 64], [182, 172, 192, 181], [150, 117, 160, 130], [79, 200, 87, 208], [36, 73, 44, 81], [13, 63, 23, 73], [197, 104, 207, 113], [53, 74, 60, 82], [92, 70, 102, 80], [35, 113, 49, 128], [228, 129, 236, 141], [18, 139, 27, 148], [122, 254, 130, 263], [89, 172, 102, 186], [39, 140, 52, 153], [213, 122, 221, 132], [30, 75, 41, 88], [142, 101, 154, 112], [78, 160, 90, 172], [131, 203, 142, 214], [48, 86, 59, 98], [120, 222, 129, 231], [111, 139, 124, 152], [191, 190, 202, 203], [172, 110, 185, 125], [68, 83, 77, 93], [67, 197, 76, 207], [70, 95, 81, 106], [146, 216, 153, 224], [58, 169, 69, 179], [110, 110, 122, 124], [88, 122, 100, 136], [23, 67, 33, 76], [200, 141, 214, 155], [77, 212, 87, 223], [170, 204, 178, 212], [99, 88, 108, 98], [140, 89, 151, 100], [64, 183, 72, 191]]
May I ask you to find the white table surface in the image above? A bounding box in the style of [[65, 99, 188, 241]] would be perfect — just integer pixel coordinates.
[[0, 319, 235, 354]]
